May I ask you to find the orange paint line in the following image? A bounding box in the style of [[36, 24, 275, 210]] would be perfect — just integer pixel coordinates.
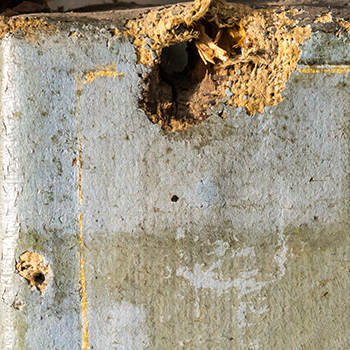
[[82, 62, 125, 84], [74, 64, 123, 349], [75, 73, 90, 350], [79, 212, 89, 350], [298, 65, 350, 74]]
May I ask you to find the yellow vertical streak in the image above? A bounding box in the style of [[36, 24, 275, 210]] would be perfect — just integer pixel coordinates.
[[74, 64, 123, 349], [75, 74, 90, 350], [79, 212, 89, 350]]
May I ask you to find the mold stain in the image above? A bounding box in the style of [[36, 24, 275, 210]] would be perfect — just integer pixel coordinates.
[[84, 226, 290, 349]]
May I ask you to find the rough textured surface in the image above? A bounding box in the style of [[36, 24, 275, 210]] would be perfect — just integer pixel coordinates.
[[126, 0, 311, 130], [0, 16, 52, 39], [16, 251, 49, 295], [1, 3, 350, 350]]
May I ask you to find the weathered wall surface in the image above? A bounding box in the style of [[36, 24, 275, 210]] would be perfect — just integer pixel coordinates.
[[1, 3, 350, 349], [47, 0, 350, 12]]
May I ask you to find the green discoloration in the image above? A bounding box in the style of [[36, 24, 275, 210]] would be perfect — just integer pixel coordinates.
[[16, 225, 81, 310], [265, 222, 350, 350], [14, 314, 29, 350], [83, 219, 350, 349]]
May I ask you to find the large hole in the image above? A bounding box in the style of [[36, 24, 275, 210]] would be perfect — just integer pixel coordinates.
[[141, 40, 207, 130], [141, 21, 235, 131], [160, 42, 188, 77], [140, 20, 246, 131], [129, 1, 311, 131]]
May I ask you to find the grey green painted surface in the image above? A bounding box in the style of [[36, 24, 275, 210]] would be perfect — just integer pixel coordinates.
[[0, 16, 350, 350]]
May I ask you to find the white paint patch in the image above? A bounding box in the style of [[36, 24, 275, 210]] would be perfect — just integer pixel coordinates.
[[249, 339, 261, 349], [232, 246, 256, 257], [273, 236, 288, 278], [185, 174, 222, 209], [208, 240, 230, 257], [237, 302, 249, 328], [175, 227, 185, 240], [177, 260, 269, 318], [164, 266, 172, 279]]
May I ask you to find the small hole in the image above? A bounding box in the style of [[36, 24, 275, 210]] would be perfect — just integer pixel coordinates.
[[34, 272, 45, 285], [20, 264, 30, 271], [171, 195, 179, 202]]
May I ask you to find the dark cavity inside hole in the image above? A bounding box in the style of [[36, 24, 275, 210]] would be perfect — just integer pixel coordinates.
[[171, 195, 179, 202], [161, 42, 188, 76], [140, 20, 246, 131], [34, 272, 45, 285], [141, 38, 217, 130]]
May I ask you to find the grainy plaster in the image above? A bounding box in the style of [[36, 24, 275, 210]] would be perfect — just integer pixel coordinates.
[[0, 1, 350, 349]]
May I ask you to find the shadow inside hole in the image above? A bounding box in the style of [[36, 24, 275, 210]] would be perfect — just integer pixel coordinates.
[[140, 19, 245, 131], [34, 272, 45, 285], [141, 39, 216, 130]]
